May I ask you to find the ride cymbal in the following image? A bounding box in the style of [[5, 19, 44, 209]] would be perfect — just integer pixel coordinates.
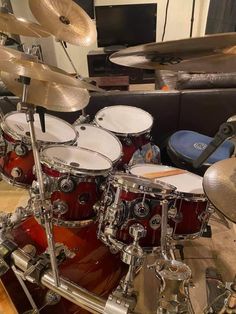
[[0, 46, 102, 91], [1, 71, 90, 112], [0, 10, 50, 37], [203, 158, 236, 223], [29, 0, 97, 46], [110, 33, 236, 72]]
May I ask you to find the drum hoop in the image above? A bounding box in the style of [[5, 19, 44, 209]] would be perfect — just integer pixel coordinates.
[[75, 123, 123, 163], [94, 105, 154, 137], [0, 168, 29, 189], [1, 111, 77, 145], [129, 164, 206, 200], [110, 173, 176, 196], [176, 191, 207, 200], [52, 218, 94, 228], [41, 145, 112, 177]]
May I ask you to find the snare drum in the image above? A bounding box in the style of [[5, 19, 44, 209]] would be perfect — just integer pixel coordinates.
[[94, 105, 154, 167], [75, 124, 122, 164], [130, 164, 212, 239], [100, 173, 175, 248], [41, 145, 112, 227], [0, 112, 77, 187]]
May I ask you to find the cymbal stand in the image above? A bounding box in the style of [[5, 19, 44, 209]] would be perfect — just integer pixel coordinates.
[[160, 199, 169, 260], [20, 76, 60, 287]]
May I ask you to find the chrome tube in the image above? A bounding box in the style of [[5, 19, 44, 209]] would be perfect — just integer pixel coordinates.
[[160, 200, 169, 260], [11, 249, 106, 314], [26, 104, 60, 287]]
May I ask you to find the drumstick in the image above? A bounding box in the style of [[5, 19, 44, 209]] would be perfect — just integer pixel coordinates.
[[143, 169, 187, 179]]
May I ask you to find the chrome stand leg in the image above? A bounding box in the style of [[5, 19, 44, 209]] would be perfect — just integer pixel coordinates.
[[21, 80, 60, 287], [160, 200, 169, 260], [12, 265, 39, 313]]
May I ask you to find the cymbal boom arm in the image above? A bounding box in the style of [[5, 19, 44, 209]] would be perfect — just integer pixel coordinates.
[[20, 76, 60, 287]]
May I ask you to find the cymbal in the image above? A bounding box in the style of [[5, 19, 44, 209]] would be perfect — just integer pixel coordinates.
[[29, 0, 97, 46], [110, 33, 236, 72], [1, 71, 90, 112], [0, 10, 50, 37], [0, 46, 103, 91], [203, 158, 236, 223]]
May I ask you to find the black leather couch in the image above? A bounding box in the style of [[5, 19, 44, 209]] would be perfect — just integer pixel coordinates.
[[1, 88, 235, 152]]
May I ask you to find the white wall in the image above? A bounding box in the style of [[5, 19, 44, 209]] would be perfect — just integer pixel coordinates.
[[10, 0, 210, 77]]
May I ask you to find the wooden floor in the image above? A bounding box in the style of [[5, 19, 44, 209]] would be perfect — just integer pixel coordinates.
[[0, 181, 235, 314]]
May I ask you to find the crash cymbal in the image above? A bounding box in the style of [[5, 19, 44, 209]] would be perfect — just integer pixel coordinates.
[[110, 33, 236, 72], [0, 10, 50, 37], [0, 46, 103, 91], [1, 71, 90, 112], [29, 0, 97, 46], [203, 158, 236, 223]]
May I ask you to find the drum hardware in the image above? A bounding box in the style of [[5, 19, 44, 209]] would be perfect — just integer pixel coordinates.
[[10, 245, 109, 314], [73, 114, 91, 126], [120, 223, 146, 296], [160, 200, 170, 260], [110, 33, 236, 73], [58, 175, 76, 193], [52, 200, 68, 216], [14, 77, 60, 286], [193, 120, 236, 169], [150, 259, 192, 314], [204, 276, 236, 314], [11, 264, 40, 314]]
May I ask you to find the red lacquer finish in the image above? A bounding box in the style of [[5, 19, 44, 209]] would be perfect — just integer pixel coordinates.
[[169, 199, 209, 237], [0, 150, 35, 185], [118, 134, 150, 167], [4, 217, 125, 314]]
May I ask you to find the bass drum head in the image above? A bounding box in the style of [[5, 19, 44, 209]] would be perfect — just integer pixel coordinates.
[[130, 164, 205, 198], [41, 145, 112, 175], [75, 124, 122, 163], [94, 105, 153, 136], [2, 112, 77, 144]]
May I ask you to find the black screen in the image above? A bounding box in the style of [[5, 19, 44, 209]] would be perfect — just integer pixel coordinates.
[[95, 4, 157, 48], [73, 0, 94, 19]]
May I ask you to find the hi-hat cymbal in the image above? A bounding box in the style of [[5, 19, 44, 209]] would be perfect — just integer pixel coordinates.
[[0, 46, 103, 91], [203, 158, 236, 223], [0, 10, 50, 37], [110, 33, 236, 72], [1, 71, 90, 112], [29, 0, 97, 46]]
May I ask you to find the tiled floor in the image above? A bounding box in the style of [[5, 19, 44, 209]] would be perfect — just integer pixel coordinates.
[[0, 181, 235, 314]]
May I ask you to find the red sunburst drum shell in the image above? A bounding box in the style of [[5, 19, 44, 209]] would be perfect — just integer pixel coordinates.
[[2, 217, 126, 314]]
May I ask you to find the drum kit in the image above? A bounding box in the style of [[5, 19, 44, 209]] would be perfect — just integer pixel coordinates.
[[0, 1, 234, 314]]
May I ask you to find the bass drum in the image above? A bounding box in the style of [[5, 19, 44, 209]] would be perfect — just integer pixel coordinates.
[[2, 217, 125, 314]]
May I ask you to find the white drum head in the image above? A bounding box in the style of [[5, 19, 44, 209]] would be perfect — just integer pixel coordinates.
[[3, 112, 76, 143], [41, 145, 112, 174], [75, 124, 122, 163], [130, 164, 204, 196], [95, 105, 153, 135]]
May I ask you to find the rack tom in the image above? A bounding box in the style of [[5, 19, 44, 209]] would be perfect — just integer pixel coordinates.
[[94, 105, 155, 168], [130, 164, 213, 239], [0, 112, 77, 188], [41, 145, 112, 227]]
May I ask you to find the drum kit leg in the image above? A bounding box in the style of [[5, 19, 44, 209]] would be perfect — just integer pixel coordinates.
[[0, 1, 235, 313]]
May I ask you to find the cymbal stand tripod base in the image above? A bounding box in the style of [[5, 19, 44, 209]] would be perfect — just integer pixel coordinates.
[[20, 76, 60, 287]]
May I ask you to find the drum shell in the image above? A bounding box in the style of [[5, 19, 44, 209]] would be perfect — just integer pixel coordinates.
[[2, 217, 126, 314], [117, 133, 151, 167], [169, 197, 210, 239], [42, 164, 105, 221]]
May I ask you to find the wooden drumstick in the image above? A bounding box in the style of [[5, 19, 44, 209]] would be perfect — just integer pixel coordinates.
[[143, 169, 187, 179]]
